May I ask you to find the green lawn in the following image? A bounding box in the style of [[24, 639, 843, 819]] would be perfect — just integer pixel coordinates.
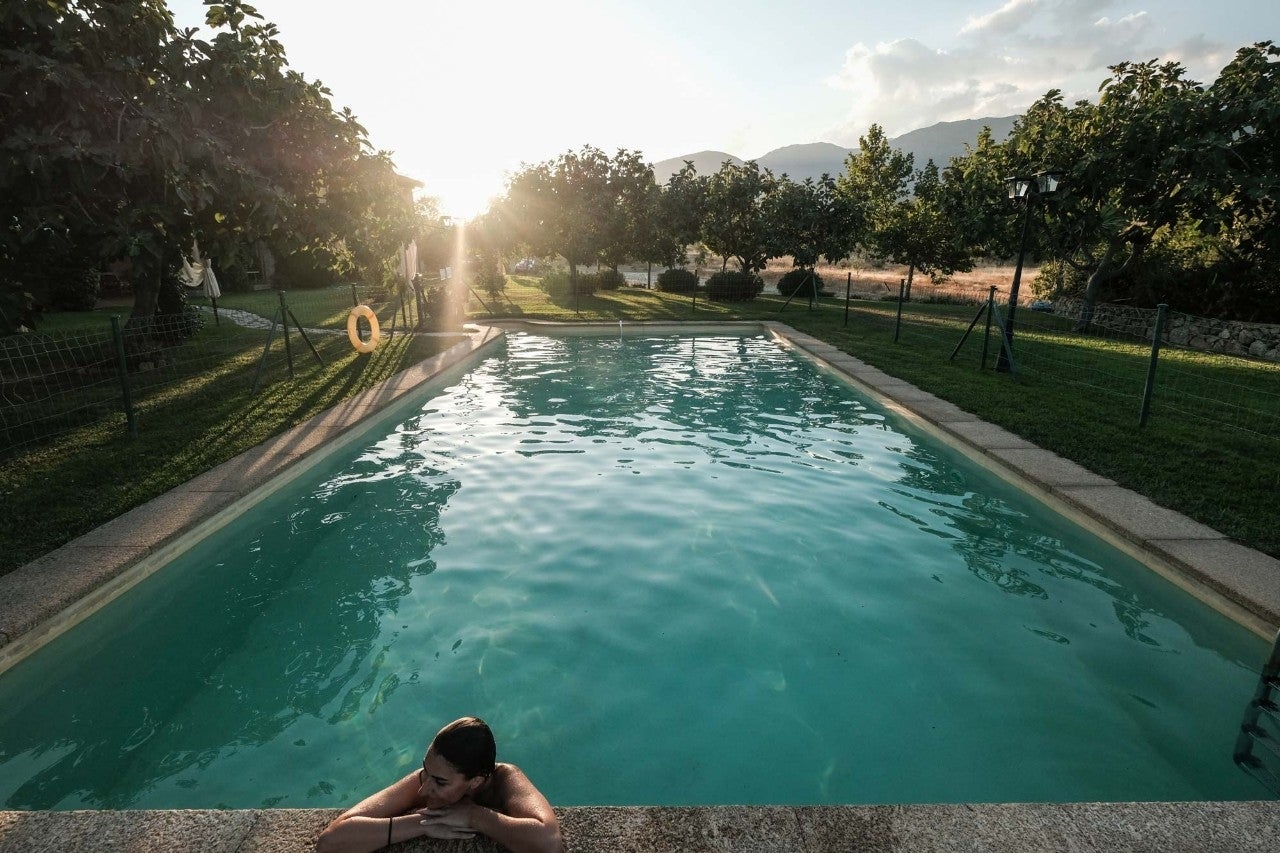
[[214, 285, 409, 330]]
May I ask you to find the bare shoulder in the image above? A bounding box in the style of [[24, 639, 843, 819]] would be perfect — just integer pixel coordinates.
[[486, 763, 557, 822]]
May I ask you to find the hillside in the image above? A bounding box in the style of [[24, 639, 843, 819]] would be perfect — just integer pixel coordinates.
[[650, 115, 1017, 183], [650, 150, 743, 179]]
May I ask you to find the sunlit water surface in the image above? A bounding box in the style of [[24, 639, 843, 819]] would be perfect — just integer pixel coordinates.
[[0, 333, 1271, 809]]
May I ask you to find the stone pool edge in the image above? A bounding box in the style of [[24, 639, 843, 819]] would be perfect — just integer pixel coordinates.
[[0, 319, 1275, 851], [3, 801, 1280, 852]]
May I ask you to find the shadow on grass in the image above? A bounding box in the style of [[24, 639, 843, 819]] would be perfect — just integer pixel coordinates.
[[0, 332, 452, 576]]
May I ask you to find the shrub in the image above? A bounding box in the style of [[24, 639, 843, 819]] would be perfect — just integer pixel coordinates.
[[777, 268, 824, 298], [705, 270, 763, 302], [472, 264, 506, 300], [36, 265, 101, 311], [1035, 259, 1089, 301], [540, 270, 569, 295], [596, 269, 626, 290], [656, 268, 698, 293], [424, 283, 462, 330]]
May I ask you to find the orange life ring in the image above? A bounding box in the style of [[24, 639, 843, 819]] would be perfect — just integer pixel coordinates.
[[347, 305, 380, 353]]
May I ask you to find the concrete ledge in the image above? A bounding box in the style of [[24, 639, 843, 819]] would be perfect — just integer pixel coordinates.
[[1147, 539, 1280, 627], [987, 448, 1117, 490], [940, 420, 1037, 450], [903, 399, 981, 425], [1057, 486, 1224, 542], [2, 803, 1279, 852], [0, 544, 151, 643]]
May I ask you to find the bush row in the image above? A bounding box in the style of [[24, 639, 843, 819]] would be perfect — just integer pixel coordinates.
[[536, 267, 769, 302]]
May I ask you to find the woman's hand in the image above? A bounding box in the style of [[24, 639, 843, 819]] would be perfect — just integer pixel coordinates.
[[416, 801, 479, 839]]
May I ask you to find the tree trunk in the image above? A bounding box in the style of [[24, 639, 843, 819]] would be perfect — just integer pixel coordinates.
[[127, 259, 162, 332], [1073, 245, 1121, 332], [905, 262, 915, 301], [721, 257, 728, 273]]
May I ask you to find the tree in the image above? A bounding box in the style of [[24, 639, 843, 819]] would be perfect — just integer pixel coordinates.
[[1, 0, 207, 328], [835, 124, 914, 261], [877, 161, 974, 298], [940, 125, 1022, 261], [1, 0, 420, 329], [502, 146, 612, 292], [1004, 60, 1203, 329], [1189, 42, 1280, 318], [700, 160, 778, 273], [625, 162, 710, 287], [595, 149, 656, 274], [765, 174, 864, 280]]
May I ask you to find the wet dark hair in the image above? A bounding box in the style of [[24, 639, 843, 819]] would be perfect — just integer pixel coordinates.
[[432, 717, 496, 778]]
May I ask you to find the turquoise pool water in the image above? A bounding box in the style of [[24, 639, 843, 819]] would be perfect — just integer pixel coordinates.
[[0, 332, 1271, 809]]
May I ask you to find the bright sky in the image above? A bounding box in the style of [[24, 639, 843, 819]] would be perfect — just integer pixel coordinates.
[[170, 0, 1275, 218]]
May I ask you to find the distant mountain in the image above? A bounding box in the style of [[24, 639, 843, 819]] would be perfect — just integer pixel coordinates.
[[756, 142, 853, 183], [890, 116, 1018, 173], [650, 116, 1018, 184], [651, 150, 743, 180]]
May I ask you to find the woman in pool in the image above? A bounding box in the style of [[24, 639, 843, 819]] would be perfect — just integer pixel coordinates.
[[316, 717, 563, 853]]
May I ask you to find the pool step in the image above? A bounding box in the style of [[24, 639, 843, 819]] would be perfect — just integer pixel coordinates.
[[1235, 628, 1280, 794]]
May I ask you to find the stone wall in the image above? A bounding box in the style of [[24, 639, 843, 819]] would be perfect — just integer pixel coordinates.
[[1053, 297, 1280, 361]]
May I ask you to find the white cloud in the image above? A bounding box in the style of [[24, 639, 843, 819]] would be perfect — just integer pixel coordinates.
[[959, 0, 1041, 36], [825, 0, 1230, 144]]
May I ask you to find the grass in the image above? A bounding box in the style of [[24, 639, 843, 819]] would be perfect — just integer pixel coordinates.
[[214, 285, 397, 330], [467, 277, 1280, 558], [0, 321, 450, 576]]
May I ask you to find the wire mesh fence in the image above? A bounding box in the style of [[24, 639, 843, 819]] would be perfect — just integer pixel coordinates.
[[773, 280, 1280, 554], [1015, 298, 1280, 446], [0, 279, 461, 458], [812, 281, 1280, 449]]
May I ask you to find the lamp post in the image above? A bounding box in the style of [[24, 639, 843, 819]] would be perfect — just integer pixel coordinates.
[[996, 169, 1062, 372]]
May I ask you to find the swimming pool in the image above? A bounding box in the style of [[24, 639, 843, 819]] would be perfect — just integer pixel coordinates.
[[0, 332, 1271, 809]]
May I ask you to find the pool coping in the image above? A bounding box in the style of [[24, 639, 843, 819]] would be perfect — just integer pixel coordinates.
[[0, 319, 1276, 851], [2, 802, 1280, 852]]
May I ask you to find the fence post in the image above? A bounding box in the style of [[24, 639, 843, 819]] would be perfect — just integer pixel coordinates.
[[843, 272, 852, 327], [350, 283, 359, 307], [893, 279, 905, 343], [278, 291, 295, 379], [110, 316, 138, 439], [980, 286, 996, 369], [1139, 303, 1169, 427]]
